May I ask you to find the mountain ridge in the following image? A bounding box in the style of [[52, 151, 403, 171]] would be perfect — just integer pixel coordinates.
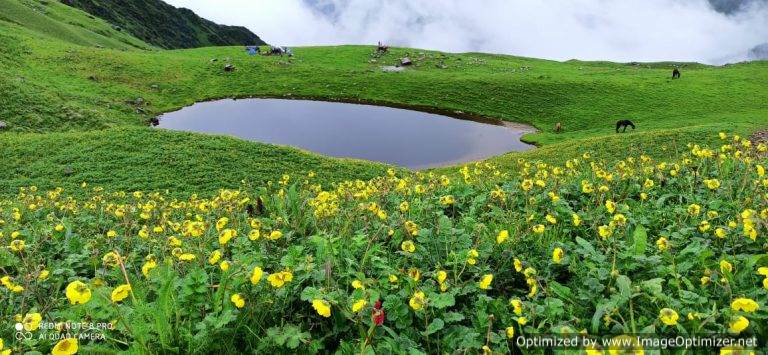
[[61, 0, 265, 49]]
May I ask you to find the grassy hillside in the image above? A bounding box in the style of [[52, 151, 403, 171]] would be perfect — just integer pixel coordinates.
[[0, 0, 152, 49], [63, 0, 265, 49], [0, 0, 766, 194]]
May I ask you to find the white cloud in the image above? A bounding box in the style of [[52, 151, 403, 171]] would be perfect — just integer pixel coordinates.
[[163, 0, 768, 64]]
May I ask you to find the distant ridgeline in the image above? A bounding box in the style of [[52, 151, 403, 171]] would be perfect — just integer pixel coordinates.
[[60, 0, 265, 49]]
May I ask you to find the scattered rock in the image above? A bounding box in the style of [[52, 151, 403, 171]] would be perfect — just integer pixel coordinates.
[[210, 58, 218, 63], [381, 66, 404, 73], [134, 97, 144, 105], [224, 64, 235, 72], [62, 166, 74, 176], [95, 45, 104, 49], [400, 57, 413, 66], [150, 84, 159, 90], [87, 75, 98, 81], [149, 117, 160, 126], [0, 121, 7, 130]]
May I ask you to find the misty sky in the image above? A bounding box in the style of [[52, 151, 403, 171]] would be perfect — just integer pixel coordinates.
[[164, 0, 768, 64]]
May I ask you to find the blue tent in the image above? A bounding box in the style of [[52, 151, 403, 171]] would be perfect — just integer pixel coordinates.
[[245, 46, 259, 55]]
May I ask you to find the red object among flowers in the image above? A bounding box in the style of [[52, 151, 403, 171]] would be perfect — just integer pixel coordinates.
[[372, 299, 385, 326]]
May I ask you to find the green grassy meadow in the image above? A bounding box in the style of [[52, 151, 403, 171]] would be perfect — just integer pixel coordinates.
[[0, 0, 766, 194]]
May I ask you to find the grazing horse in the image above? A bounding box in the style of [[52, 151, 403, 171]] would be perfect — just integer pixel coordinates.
[[616, 120, 636, 133], [672, 68, 681, 79]]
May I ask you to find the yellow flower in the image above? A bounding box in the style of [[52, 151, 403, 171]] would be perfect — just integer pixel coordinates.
[[532, 224, 545, 234], [514, 258, 523, 272], [216, 217, 229, 231], [231, 293, 245, 308], [248, 229, 261, 241], [301, 299, 328, 318], [65, 280, 92, 305], [220, 261, 230, 272], [731, 298, 759, 313], [496, 230, 509, 244], [688, 204, 701, 216], [399, 201, 410, 212], [388, 274, 398, 283], [572, 214, 582, 226], [9, 239, 25, 252], [111, 284, 132, 303], [352, 280, 364, 289], [612, 214, 627, 226], [728, 316, 749, 333], [22, 312, 42, 331], [545, 214, 557, 225], [409, 291, 426, 311], [478, 274, 493, 290], [703, 179, 720, 190], [267, 230, 284, 241], [506, 326, 515, 338], [177, 253, 196, 261], [700, 276, 710, 285], [401, 240, 416, 253], [250, 266, 263, 285], [605, 200, 616, 214], [218, 229, 237, 245], [38, 269, 50, 280], [643, 179, 654, 189], [552, 247, 564, 264], [656, 237, 669, 251], [510, 298, 523, 315], [408, 268, 421, 281], [517, 317, 528, 325], [467, 249, 479, 265], [208, 250, 222, 265], [598, 225, 613, 239], [521, 179, 533, 191], [351, 299, 367, 313], [436, 270, 447, 284], [659, 308, 679, 326], [55, 224, 65, 232], [267, 271, 293, 288], [51, 338, 78, 355], [715, 228, 727, 239], [142, 259, 157, 278], [720, 259, 734, 274], [439, 195, 455, 206]]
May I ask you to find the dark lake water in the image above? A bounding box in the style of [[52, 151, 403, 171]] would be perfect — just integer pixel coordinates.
[[156, 99, 534, 169]]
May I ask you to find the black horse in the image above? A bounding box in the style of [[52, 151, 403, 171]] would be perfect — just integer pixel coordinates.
[[616, 120, 636, 133], [672, 68, 681, 79]]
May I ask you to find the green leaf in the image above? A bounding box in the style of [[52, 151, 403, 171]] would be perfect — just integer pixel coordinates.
[[424, 318, 444, 335], [548, 281, 573, 301], [632, 225, 647, 256], [443, 312, 465, 323], [616, 275, 632, 299], [431, 292, 455, 309]]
